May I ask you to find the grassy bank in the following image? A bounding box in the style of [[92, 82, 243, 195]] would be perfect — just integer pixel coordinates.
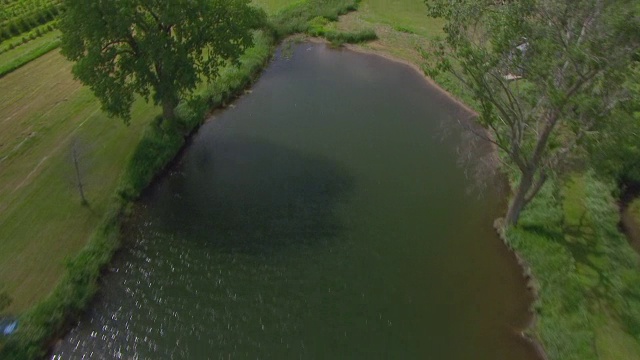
[[326, 2, 640, 358], [2, 0, 638, 359], [0, 0, 371, 357], [0, 50, 159, 315], [0, 30, 274, 359], [504, 174, 640, 360]]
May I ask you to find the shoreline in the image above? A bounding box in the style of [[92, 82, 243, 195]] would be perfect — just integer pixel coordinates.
[[59, 39, 546, 359], [343, 42, 478, 118], [2, 33, 546, 359], [336, 37, 547, 360]]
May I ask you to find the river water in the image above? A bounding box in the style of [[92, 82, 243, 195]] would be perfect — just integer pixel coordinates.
[[52, 43, 539, 359]]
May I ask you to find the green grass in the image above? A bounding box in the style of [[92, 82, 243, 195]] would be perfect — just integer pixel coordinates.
[[253, 0, 306, 14], [505, 173, 640, 360], [0, 1, 366, 351], [0, 31, 274, 359], [1, 1, 639, 359], [359, 0, 443, 38], [596, 314, 640, 360], [631, 198, 640, 224], [0, 30, 60, 77], [0, 50, 159, 314]]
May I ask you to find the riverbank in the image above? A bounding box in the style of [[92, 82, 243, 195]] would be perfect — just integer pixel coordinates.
[[0, 50, 161, 315], [0, 1, 370, 357], [504, 174, 640, 360], [2, 0, 638, 358], [332, 37, 544, 360], [328, 4, 640, 359]]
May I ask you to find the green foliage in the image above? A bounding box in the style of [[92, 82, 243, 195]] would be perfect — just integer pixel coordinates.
[[323, 29, 377, 46], [393, 25, 415, 34], [116, 118, 185, 200], [424, 0, 640, 225], [0, 21, 58, 56], [263, 0, 376, 47], [0, 0, 62, 42], [269, 0, 360, 39], [589, 64, 640, 185], [0, 37, 59, 77], [0, 204, 123, 360], [505, 173, 640, 360], [59, 0, 266, 122], [0, 30, 273, 359], [305, 16, 376, 45]]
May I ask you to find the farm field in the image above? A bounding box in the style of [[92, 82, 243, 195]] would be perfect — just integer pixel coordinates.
[[0, 0, 61, 43], [0, 30, 59, 67], [0, 49, 158, 313], [0, 0, 62, 76]]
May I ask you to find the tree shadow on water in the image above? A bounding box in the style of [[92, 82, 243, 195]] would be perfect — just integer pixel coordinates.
[[144, 136, 355, 254]]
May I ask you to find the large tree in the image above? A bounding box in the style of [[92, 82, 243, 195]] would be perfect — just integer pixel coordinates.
[[60, 0, 265, 123], [424, 0, 640, 226]]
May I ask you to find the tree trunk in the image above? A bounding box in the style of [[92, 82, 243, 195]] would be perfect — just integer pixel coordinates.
[[162, 97, 176, 122], [504, 168, 534, 227]]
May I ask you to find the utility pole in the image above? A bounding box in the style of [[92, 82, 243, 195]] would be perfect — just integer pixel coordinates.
[[72, 144, 88, 206]]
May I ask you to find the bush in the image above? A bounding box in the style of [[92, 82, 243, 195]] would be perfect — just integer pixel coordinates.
[[269, 0, 361, 39], [324, 29, 377, 46]]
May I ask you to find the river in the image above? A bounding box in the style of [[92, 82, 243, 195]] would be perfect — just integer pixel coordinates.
[[52, 43, 539, 359]]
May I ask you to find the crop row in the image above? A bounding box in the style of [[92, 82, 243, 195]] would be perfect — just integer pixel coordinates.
[[0, 1, 62, 43], [1, 0, 59, 22], [0, 21, 57, 54]]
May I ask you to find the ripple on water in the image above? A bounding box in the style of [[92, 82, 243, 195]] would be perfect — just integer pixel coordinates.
[[52, 43, 539, 360]]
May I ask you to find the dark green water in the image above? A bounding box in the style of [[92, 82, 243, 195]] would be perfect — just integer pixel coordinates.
[[52, 43, 539, 359]]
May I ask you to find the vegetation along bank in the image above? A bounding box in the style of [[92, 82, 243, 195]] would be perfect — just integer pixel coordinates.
[[1, 0, 639, 359], [0, 0, 374, 358]]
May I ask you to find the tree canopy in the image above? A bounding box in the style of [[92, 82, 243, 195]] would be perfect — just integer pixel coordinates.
[[424, 0, 640, 226], [60, 0, 266, 123], [590, 63, 640, 186]]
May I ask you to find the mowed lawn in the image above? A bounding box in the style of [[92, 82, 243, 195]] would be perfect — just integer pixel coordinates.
[[0, 50, 159, 313]]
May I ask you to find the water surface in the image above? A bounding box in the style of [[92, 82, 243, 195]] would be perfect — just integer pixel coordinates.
[[53, 43, 539, 359]]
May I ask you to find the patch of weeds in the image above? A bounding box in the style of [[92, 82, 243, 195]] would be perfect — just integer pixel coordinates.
[[393, 25, 415, 34]]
